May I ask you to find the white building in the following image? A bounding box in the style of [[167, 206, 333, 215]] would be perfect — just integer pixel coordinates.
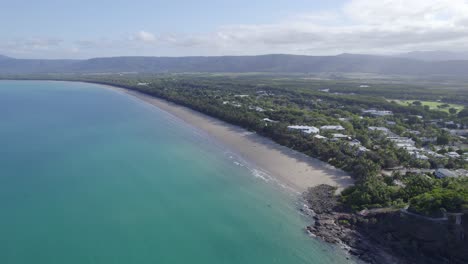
[[408, 130, 421, 135], [368, 126, 390, 133], [413, 153, 429, 160], [262, 118, 278, 123], [320, 125, 345, 131], [332, 133, 351, 140], [446, 152, 461, 159], [314, 135, 327, 140], [249, 106, 265, 112], [287, 125, 320, 134], [421, 137, 437, 143], [362, 109, 393, 116], [435, 169, 457, 179]]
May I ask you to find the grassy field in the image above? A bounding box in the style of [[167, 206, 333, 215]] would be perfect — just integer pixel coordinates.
[[393, 100, 464, 113]]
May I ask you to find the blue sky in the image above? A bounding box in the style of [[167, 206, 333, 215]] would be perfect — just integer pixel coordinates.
[[1, 0, 468, 59]]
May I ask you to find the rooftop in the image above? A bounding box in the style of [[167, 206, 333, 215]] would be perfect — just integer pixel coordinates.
[[320, 125, 345, 131], [288, 125, 320, 134]]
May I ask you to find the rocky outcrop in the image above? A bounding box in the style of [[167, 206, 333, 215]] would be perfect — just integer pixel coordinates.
[[306, 212, 403, 264], [303, 185, 468, 264]]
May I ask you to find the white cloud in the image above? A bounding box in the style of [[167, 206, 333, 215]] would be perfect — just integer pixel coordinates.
[[4, 0, 468, 58], [0, 37, 64, 57], [185, 0, 468, 55], [133, 30, 157, 43]]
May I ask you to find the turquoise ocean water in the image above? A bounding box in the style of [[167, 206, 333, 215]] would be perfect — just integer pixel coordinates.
[[0, 81, 353, 264]]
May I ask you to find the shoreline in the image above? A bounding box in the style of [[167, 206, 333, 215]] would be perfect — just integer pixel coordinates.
[[102, 84, 353, 193]]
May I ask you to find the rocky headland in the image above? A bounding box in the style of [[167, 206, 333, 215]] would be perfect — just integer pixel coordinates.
[[302, 185, 468, 264]]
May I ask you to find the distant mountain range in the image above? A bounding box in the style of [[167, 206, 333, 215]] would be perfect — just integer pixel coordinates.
[[395, 51, 468, 61], [1, 53, 468, 76], [0, 55, 13, 60]]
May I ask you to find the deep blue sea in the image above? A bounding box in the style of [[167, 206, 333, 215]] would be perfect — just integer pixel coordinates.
[[0, 80, 353, 264]]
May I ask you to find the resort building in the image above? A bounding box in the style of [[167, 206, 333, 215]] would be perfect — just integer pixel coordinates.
[[362, 109, 393, 116], [413, 153, 429, 160], [435, 169, 458, 179], [314, 135, 327, 140], [332, 133, 351, 140], [320, 125, 345, 131], [446, 152, 461, 159], [408, 130, 421, 135], [249, 106, 265, 112], [287, 125, 320, 134], [368, 126, 390, 134], [421, 137, 437, 143]]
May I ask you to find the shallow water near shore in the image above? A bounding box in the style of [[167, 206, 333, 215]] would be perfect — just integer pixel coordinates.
[[0, 80, 354, 264]]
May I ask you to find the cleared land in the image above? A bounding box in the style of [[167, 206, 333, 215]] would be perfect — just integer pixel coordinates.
[[392, 99, 464, 113]]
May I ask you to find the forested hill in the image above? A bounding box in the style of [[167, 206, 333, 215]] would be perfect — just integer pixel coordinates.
[[2, 53, 468, 76]]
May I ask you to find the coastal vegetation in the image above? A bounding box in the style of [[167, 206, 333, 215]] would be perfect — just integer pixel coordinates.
[[3, 73, 467, 217]]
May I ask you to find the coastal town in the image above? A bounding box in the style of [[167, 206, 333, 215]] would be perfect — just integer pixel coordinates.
[[284, 109, 468, 179], [220, 86, 467, 183]]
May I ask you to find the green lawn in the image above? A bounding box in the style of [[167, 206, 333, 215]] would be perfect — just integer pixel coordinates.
[[394, 100, 464, 113]]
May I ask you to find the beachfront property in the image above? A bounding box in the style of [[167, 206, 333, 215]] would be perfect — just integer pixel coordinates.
[[446, 152, 461, 159], [368, 126, 390, 134], [320, 125, 345, 131], [358, 146, 369, 152], [287, 125, 320, 134], [223, 101, 242, 107], [455, 169, 468, 177], [413, 153, 429, 160], [435, 168, 458, 179], [388, 136, 415, 148], [408, 130, 421, 135], [348, 139, 369, 152], [314, 134, 327, 140], [248, 106, 265, 112], [421, 137, 437, 143], [425, 150, 446, 159], [332, 133, 351, 140], [362, 109, 393, 116], [448, 129, 468, 136]]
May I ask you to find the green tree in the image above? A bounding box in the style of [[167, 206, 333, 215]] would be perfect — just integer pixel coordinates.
[[436, 134, 449, 145], [458, 107, 468, 118]]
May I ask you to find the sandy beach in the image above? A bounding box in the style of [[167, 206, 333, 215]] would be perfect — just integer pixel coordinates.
[[107, 86, 354, 193]]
